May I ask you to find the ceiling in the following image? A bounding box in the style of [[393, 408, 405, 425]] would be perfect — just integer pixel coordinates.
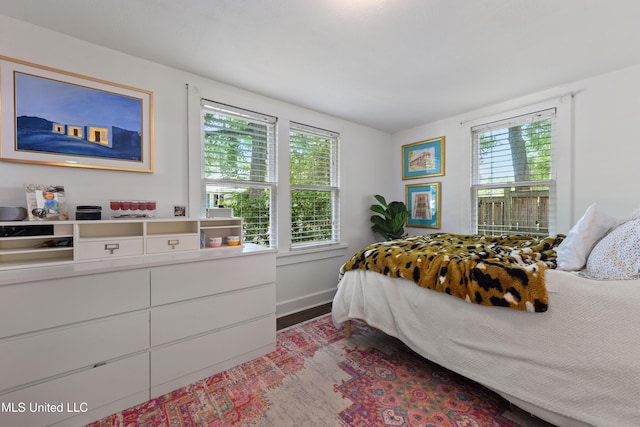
[[2, 0, 640, 133]]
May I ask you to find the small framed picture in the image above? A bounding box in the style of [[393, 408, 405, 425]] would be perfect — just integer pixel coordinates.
[[173, 205, 186, 217], [402, 136, 445, 180], [25, 184, 69, 220], [406, 182, 441, 229]]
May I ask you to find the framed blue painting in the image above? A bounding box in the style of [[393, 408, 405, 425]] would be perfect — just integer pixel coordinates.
[[0, 56, 154, 172], [406, 182, 441, 229], [402, 136, 445, 180]]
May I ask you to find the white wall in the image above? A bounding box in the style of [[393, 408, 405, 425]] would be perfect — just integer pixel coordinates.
[[392, 63, 640, 234], [0, 15, 393, 316]]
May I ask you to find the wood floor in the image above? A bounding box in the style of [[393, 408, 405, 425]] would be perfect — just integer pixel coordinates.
[[276, 302, 332, 330]]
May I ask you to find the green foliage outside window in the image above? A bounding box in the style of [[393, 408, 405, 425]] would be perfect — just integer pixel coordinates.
[[291, 190, 333, 243], [203, 111, 273, 246], [290, 126, 338, 245], [203, 109, 338, 248], [478, 119, 551, 184]]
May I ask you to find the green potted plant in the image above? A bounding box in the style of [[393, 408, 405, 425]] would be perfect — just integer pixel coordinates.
[[370, 194, 409, 241]]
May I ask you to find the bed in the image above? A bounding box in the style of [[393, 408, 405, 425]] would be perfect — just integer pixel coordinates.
[[332, 205, 640, 427]]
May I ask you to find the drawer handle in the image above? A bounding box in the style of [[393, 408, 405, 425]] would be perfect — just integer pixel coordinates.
[[168, 239, 180, 248], [104, 243, 120, 254]]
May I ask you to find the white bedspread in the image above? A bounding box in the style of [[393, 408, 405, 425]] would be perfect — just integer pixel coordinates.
[[332, 269, 640, 427]]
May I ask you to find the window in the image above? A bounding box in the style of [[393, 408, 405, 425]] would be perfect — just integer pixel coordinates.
[[201, 101, 276, 247], [471, 108, 556, 236], [289, 122, 339, 248]]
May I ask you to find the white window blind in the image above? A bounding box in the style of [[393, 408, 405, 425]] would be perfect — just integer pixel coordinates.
[[202, 100, 276, 247], [471, 108, 556, 236], [290, 122, 339, 248]]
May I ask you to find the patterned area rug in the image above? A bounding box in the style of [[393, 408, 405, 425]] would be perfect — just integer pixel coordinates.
[[87, 314, 552, 426]]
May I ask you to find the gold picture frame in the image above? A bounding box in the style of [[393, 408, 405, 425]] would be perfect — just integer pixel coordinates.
[[406, 182, 441, 229], [402, 136, 445, 180], [0, 55, 154, 172]]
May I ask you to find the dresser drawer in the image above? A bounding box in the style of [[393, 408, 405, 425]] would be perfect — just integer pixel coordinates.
[[146, 234, 200, 254], [0, 311, 149, 392], [151, 283, 274, 346], [151, 316, 275, 388], [151, 252, 276, 305], [0, 352, 149, 427], [0, 269, 149, 338], [75, 237, 144, 260]]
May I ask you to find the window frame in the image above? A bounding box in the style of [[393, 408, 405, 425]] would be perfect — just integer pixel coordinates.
[[471, 107, 557, 236], [289, 121, 340, 250], [200, 100, 277, 248]]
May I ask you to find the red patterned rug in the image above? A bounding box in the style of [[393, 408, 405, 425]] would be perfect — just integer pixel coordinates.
[[87, 315, 549, 426], [336, 346, 521, 427]]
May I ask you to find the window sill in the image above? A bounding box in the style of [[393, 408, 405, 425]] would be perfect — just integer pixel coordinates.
[[276, 243, 348, 266]]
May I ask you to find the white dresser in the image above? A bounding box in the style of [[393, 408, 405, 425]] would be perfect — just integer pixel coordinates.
[[0, 218, 276, 427]]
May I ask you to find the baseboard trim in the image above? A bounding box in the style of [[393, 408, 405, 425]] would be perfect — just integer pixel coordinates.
[[276, 302, 332, 330], [276, 288, 336, 318]]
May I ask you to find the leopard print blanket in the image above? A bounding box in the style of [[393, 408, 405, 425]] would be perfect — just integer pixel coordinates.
[[341, 233, 565, 312]]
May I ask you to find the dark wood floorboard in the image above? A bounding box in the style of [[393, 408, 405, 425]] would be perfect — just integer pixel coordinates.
[[276, 302, 332, 330]]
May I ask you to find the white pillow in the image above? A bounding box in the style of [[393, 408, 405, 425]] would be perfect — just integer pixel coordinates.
[[584, 218, 640, 280], [555, 203, 619, 271]]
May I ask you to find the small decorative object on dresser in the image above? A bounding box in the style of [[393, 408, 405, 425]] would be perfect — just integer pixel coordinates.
[[226, 235, 241, 246], [208, 237, 222, 247], [0, 206, 27, 221], [75, 205, 102, 220], [24, 184, 68, 221], [110, 200, 156, 218]]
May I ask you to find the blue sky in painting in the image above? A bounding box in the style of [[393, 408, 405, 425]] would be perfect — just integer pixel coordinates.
[[15, 72, 142, 132]]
